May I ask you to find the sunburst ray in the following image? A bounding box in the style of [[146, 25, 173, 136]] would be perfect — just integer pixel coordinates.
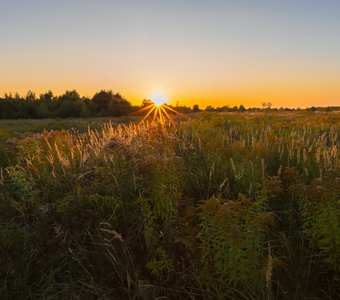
[[137, 100, 186, 125], [132, 104, 154, 115], [160, 105, 174, 125], [141, 105, 156, 122], [163, 104, 187, 118]]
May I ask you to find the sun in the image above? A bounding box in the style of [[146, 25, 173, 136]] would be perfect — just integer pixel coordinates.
[[150, 91, 167, 107], [133, 92, 186, 125]]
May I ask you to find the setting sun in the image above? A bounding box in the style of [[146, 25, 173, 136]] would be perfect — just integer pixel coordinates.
[[150, 91, 167, 107], [134, 91, 186, 125]]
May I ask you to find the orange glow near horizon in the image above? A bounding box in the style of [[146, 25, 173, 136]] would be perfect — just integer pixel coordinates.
[[0, 82, 340, 108], [137, 101, 186, 125], [1, 80, 340, 109]]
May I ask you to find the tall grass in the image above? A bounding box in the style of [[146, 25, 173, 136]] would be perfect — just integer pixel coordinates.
[[0, 112, 339, 299]]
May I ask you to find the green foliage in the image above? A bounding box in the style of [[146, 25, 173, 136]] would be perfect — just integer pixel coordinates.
[[146, 247, 174, 279], [196, 195, 273, 297], [301, 176, 340, 272], [0, 89, 134, 119], [0, 112, 339, 299]]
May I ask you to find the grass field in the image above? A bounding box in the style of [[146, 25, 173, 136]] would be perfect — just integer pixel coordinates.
[[0, 112, 339, 299], [0, 116, 140, 166]]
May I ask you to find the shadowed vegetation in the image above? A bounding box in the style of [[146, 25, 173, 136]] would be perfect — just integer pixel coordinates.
[[0, 112, 339, 299]]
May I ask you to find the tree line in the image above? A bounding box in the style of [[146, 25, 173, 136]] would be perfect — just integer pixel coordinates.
[[0, 90, 338, 119], [0, 90, 134, 119]]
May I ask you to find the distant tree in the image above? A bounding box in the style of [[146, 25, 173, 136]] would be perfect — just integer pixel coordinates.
[[36, 91, 54, 118], [142, 99, 153, 107], [108, 97, 132, 116], [57, 101, 81, 118], [22, 91, 38, 117], [193, 104, 200, 112], [39, 90, 54, 102], [230, 106, 238, 112], [56, 90, 82, 118], [262, 102, 272, 110], [238, 104, 246, 112], [80, 100, 90, 118], [59, 90, 81, 102], [221, 105, 230, 112], [3, 92, 13, 99], [25, 91, 36, 101], [109, 93, 133, 116], [14, 93, 21, 100], [92, 90, 114, 114], [92, 90, 133, 116], [175, 105, 192, 113], [36, 101, 51, 118]]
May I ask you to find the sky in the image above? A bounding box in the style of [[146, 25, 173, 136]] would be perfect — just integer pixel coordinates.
[[1, 0, 340, 108]]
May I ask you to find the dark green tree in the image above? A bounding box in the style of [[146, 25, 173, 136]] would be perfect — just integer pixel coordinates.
[[193, 104, 200, 112]]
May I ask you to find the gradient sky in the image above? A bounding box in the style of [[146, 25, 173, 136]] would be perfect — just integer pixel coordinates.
[[1, 0, 340, 107]]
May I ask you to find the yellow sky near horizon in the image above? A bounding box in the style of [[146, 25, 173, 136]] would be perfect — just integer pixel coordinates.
[[1, 72, 339, 108]]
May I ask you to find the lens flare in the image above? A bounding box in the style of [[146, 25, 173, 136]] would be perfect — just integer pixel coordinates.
[[150, 91, 167, 107], [133, 94, 187, 125]]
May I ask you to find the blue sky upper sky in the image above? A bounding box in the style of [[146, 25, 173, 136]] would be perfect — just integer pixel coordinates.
[[1, 0, 340, 107]]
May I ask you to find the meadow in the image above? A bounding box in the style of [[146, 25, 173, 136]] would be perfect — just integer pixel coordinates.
[[0, 112, 339, 299]]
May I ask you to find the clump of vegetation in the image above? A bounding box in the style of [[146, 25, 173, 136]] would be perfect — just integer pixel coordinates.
[[0, 112, 339, 299], [0, 90, 133, 119]]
